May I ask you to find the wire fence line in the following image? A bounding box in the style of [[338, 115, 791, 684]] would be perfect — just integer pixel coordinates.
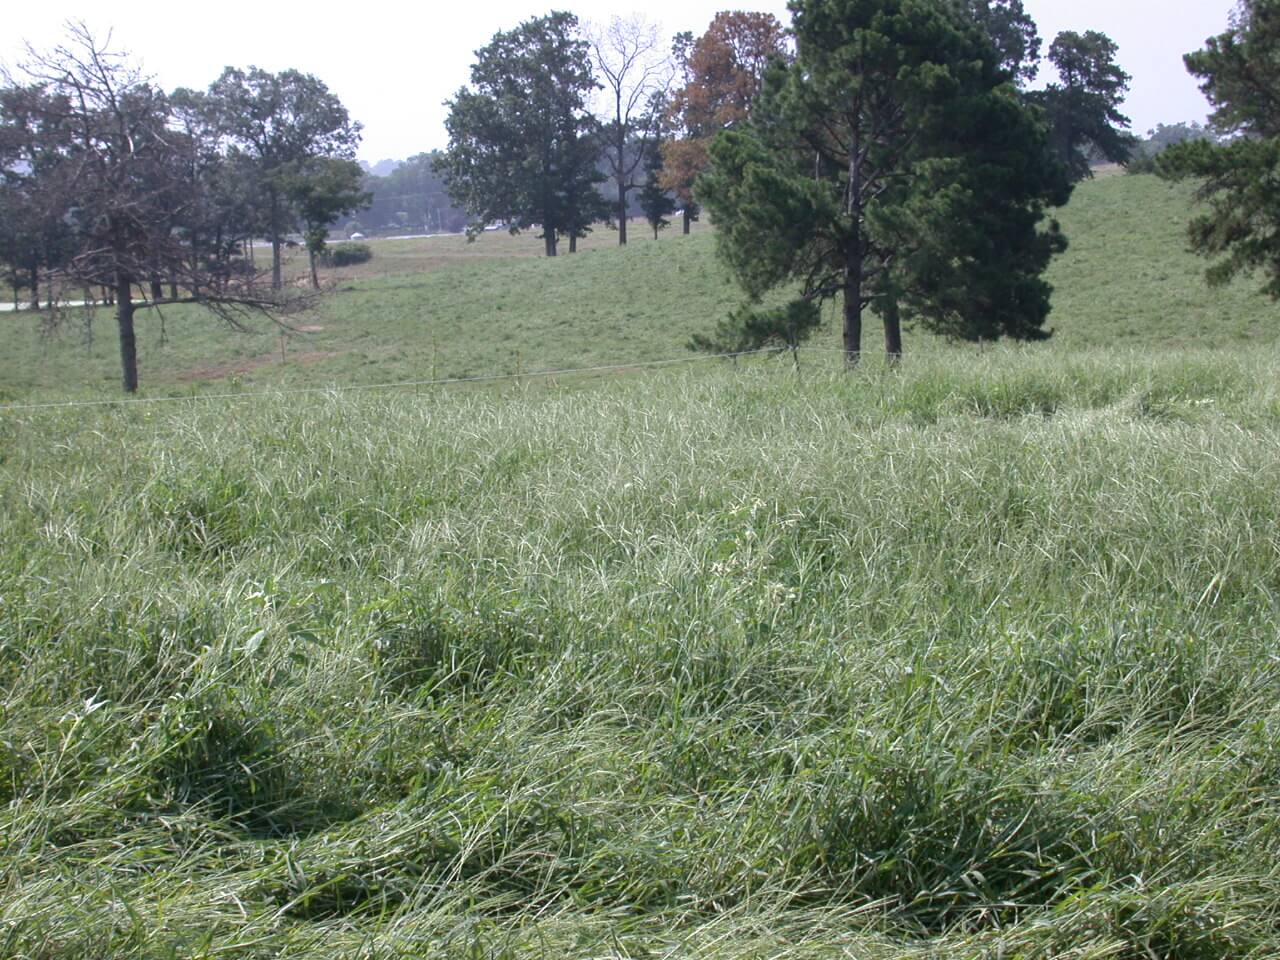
[[0, 346, 833, 414]]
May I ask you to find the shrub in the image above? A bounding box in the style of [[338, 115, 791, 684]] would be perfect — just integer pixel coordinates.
[[323, 242, 373, 267]]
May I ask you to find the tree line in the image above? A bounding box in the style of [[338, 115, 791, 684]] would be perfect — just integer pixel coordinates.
[[8, 2, 1272, 390], [351, 153, 470, 237], [434, 1, 1137, 360], [0, 25, 368, 391]]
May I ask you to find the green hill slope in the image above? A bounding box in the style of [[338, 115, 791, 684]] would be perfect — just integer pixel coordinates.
[[4, 171, 1280, 957], [1045, 171, 1273, 347], [0, 171, 1275, 401]]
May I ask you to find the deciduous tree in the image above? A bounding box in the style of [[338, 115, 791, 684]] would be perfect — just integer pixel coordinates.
[[281, 157, 370, 288], [1, 26, 288, 393], [436, 12, 604, 257], [662, 12, 787, 234], [0, 83, 77, 309], [193, 66, 361, 289], [590, 15, 671, 245]]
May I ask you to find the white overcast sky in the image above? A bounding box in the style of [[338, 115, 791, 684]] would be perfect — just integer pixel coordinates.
[[2, 0, 1235, 164]]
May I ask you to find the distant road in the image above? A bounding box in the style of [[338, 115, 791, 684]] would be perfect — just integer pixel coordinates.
[[368, 232, 464, 241], [0, 301, 94, 313]]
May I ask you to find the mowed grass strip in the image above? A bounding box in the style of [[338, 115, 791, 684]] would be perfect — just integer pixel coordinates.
[[3, 351, 1280, 957]]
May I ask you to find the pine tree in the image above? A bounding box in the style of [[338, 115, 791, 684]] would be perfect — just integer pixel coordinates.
[[638, 145, 677, 239], [1159, 0, 1280, 298], [697, 0, 1070, 363], [1032, 31, 1135, 181]]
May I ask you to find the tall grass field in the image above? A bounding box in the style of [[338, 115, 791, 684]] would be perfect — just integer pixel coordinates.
[[3, 173, 1280, 957]]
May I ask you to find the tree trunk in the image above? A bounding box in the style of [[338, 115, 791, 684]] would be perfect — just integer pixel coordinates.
[[150, 279, 163, 301], [169, 279, 179, 300], [882, 291, 903, 364], [29, 261, 39, 311], [270, 189, 283, 290], [271, 237, 283, 290], [544, 232, 558, 257], [613, 105, 628, 246], [843, 272, 862, 367], [309, 248, 320, 289], [653, 224, 660, 240], [569, 234, 577, 254], [115, 273, 138, 393], [845, 115, 864, 368], [682, 208, 692, 235]]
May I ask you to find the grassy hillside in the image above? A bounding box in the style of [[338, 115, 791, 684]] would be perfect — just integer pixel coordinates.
[[1046, 172, 1274, 347], [0, 223, 741, 400], [4, 174, 1280, 957], [0, 171, 1275, 401]]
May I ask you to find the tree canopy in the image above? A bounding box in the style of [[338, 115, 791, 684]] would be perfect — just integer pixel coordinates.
[[661, 12, 788, 234], [1159, 0, 1280, 297], [638, 142, 677, 239], [0, 26, 366, 392], [1032, 30, 1134, 180], [436, 12, 604, 257], [590, 15, 671, 246], [282, 156, 370, 289], [964, 0, 1041, 83], [182, 66, 362, 289], [697, 0, 1070, 363]]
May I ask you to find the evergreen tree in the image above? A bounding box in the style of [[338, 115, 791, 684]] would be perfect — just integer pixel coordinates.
[[638, 145, 677, 239], [689, 300, 823, 366], [698, 0, 1070, 363], [964, 0, 1040, 83], [1032, 30, 1135, 181], [1159, 0, 1280, 297]]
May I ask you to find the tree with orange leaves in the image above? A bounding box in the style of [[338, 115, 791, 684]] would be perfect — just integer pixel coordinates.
[[659, 12, 789, 234]]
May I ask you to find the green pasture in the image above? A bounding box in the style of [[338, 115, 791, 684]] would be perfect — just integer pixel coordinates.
[[0, 173, 1274, 402], [3, 173, 1280, 957]]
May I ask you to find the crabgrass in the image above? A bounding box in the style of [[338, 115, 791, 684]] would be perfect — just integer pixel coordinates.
[[3, 348, 1280, 957]]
